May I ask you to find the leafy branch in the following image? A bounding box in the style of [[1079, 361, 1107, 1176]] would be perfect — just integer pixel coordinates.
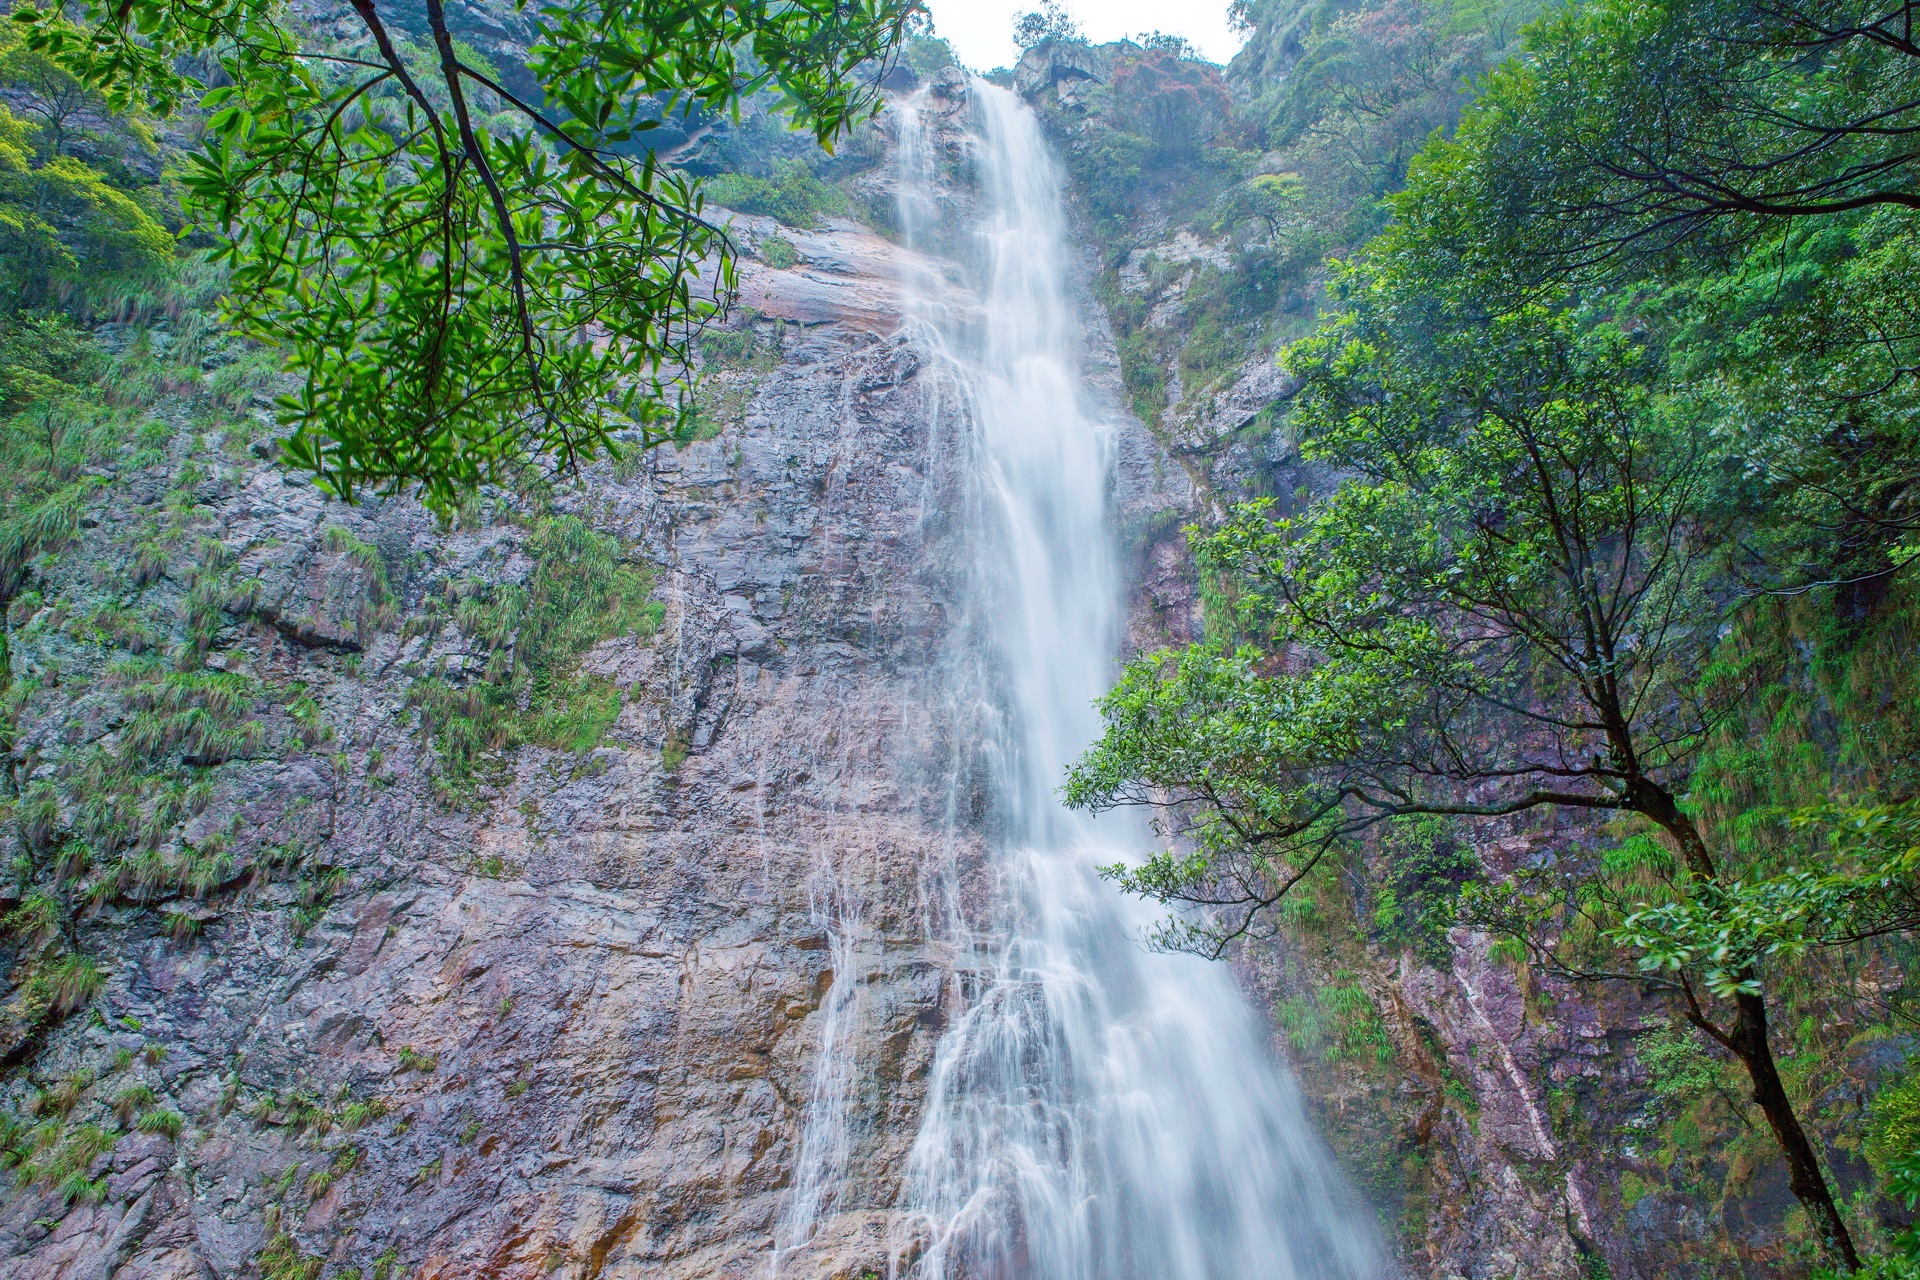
[[11, 0, 918, 511]]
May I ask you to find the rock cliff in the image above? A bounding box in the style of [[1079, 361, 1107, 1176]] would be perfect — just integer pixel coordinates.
[[0, 70, 1195, 1280]]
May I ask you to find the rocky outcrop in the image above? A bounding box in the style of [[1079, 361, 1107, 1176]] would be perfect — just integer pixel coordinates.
[[1, 278, 936, 1280], [1014, 40, 1111, 107]]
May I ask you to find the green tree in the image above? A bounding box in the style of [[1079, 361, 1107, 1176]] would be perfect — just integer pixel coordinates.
[[0, 30, 177, 317], [0, 146, 175, 309], [1213, 171, 1305, 239], [11, 0, 918, 512], [1449, 0, 1920, 270], [1660, 211, 1920, 620], [1412, 0, 1920, 610], [1064, 201, 1903, 1261], [1014, 2, 1082, 48], [0, 33, 110, 160]]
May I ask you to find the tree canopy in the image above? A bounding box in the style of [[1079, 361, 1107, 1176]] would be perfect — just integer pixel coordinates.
[[1460, 0, 1920, 271]]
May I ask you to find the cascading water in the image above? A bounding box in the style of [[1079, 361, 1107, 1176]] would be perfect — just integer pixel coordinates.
[[880, 81, 1383, 1280], [770, 871, 864, 1274]]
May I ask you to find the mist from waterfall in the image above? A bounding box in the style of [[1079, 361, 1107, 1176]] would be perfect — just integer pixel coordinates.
[[881, 80, 1384, 1280]]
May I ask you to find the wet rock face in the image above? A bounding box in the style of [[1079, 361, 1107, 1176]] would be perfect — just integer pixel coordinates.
[[0, 228, 944, 1280], [0, 82, 1191, 1276]]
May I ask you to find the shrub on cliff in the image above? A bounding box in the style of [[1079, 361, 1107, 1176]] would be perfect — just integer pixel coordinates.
[[705, 159, 850, 229], [1110, 50, 1232, 166]]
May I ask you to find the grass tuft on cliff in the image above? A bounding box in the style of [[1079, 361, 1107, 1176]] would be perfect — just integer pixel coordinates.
[[408, 514, 663, 800]]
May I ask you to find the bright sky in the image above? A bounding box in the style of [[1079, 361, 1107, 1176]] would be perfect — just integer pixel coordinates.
[[924, 0, 1245, 71]]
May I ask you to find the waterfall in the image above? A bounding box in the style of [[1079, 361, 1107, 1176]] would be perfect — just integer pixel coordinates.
[[770, 871, 864, 1273], [882, 81, 1384, 1280]]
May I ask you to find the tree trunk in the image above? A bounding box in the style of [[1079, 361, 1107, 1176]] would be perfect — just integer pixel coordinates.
[[1729, 990, 1861, 1270], [1638, 784, 1861, 1269]]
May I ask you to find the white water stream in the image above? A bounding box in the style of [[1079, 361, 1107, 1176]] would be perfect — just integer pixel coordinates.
[[891, 82, 1380, 1280], [778, 81, 1382, 1280]]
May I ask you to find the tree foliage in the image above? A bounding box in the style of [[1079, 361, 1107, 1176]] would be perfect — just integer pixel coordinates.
[[1068, 4, 1920, 1263], [1109, 49, 1233, 163], [1067, 271, 1726, 944], [1394, 0, 1920, 601], [1462, 0, 1920, 270], [1229, 0, 1548, 244], [10, 0, 917, 511], [0, 31, 174, 315], [1013, 2, 1082, 49]]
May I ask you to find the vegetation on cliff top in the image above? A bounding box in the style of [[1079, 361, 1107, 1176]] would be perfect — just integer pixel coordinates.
[[1016, 0, 1555, 431]]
